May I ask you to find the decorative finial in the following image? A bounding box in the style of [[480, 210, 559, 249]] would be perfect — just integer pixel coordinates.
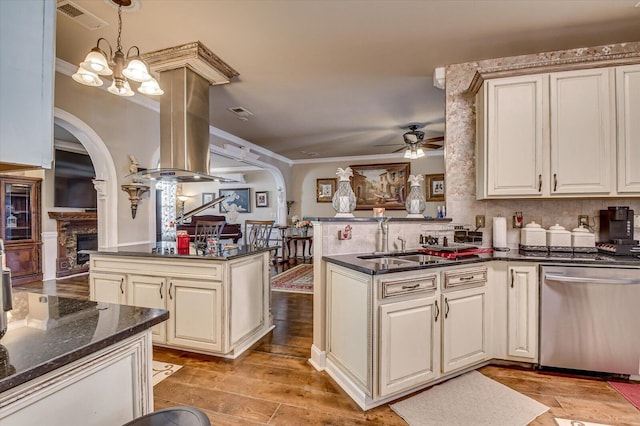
[[336, 167, 353, 181], [408, 174, 424, 187]]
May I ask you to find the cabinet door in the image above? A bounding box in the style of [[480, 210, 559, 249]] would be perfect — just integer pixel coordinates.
[[167, 278, 223, 353], [90, 272, 127, 305], [128, 275, 167, 342], [550, 68, 614, 194], [379, 296, 440, 397], [0, 0, 55, 169], [616, 64, 640, 193], [482, 75, 545, 197], [507, 265, 538, 360], [442, 286, 488, 373]]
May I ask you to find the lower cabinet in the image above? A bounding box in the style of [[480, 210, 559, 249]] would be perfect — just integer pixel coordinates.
[[441, 285, 488, 373], [507, 264, 538, 360], [167, 278, 223, 352], [128, 275, 169, 343], [379, 295, 440, 397], [90, 272, 126, 305]]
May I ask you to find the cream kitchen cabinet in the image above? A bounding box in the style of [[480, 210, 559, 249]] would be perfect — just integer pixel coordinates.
[[441, 267, 489, 373], [477, 74, 546, 197], [89, 251, 272, 358], [477, 67, 617, 199], [378, 276, 440, 397], [167, 278, 223, 352], [506, 264, 538, 361], [129, 275, 223, 351], [128, 274, 169, 343], [549, 68, 614, 195], [616, 64, 640, 193], [89, 272, 127, 305], [0, 0, 55, 170]]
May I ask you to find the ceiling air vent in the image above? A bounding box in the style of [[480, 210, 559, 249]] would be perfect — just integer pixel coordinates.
[[57, 0, 108, 30], [227, 107, 253, 121]]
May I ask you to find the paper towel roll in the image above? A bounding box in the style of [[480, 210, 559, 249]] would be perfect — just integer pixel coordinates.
[[493, 217, 507, 249]]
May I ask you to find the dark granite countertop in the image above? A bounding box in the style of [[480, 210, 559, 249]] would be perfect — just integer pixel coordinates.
[[303, 216, 452, 223], [84, 241, 274, 261], [0, 292, 168, 393], [323, 250, 640, 275]]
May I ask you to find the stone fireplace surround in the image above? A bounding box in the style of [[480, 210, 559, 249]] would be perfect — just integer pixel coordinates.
[[48, 212, 97, 278]]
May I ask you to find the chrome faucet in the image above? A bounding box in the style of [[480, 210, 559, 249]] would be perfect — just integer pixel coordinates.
[[397, 236, 406, 253]]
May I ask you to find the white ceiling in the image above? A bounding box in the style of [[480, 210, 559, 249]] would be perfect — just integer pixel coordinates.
[[55, 0, 640, 160]]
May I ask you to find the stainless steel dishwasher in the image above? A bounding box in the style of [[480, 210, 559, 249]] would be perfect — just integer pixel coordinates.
[[540, 265, 640, 376]]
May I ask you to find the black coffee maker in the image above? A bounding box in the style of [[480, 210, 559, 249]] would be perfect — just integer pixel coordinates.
[[598, 206, 639, 255]]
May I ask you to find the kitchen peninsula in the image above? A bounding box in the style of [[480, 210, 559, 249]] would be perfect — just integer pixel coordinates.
[[0, 292, 168, 425], [88, 243, 273, 358]]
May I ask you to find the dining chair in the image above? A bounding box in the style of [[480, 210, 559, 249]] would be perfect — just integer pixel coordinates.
[[244, 220, 275, 248], [194, 220, 226, 254]]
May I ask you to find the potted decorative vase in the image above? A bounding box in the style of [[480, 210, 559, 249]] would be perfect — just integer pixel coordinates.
[[332, 167, 357, 217], [405, 174, 426, 218]]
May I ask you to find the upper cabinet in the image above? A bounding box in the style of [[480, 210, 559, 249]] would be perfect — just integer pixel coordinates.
[[476, 65, 636, 199], [616, 64, 640, 193], [549, 68, 614, 195], [0, 0, 56, 170]]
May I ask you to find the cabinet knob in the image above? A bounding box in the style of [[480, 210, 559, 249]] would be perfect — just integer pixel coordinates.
[[169, 282, 173, 300], [120, 278, 124, 294], [510, 269, 515, 288], [159, 282, 164, 299], [444, 297, 450, 319], [553, 173, 558, 192], [435, 300, 440, 322]]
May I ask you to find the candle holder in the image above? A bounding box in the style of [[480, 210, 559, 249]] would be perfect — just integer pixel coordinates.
[[405, 174, 426, 218], [332, 167, 356, 217]]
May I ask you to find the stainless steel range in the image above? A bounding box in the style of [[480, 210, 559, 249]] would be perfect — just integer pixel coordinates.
[[540, 265, 640, 376]]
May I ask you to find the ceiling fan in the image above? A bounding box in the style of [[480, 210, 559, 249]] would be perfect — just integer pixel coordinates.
[[374, 123, 445, 158]]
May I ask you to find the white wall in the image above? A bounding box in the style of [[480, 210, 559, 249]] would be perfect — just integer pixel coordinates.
[[54, 73, 160, 245], [290, 154, 445, 221]]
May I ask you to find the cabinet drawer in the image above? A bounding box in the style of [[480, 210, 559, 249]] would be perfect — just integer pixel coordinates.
[[443, 267, 487, 289], [380, 275, 437, 299]]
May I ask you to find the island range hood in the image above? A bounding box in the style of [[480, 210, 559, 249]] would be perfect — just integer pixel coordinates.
[[129, 42, 240, 183]]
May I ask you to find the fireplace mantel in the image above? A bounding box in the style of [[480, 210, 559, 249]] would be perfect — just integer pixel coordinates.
[[48, 211, 98, 277]]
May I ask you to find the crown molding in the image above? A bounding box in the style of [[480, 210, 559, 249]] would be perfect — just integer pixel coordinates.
[[291, 150, 443, 165]]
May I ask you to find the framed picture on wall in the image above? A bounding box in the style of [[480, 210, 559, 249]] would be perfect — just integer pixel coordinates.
[[316, 178, 336, 203], [219, 188, 251, 213], [425, 173, 445, 201], [350, 163, 410, 210], [202, 192, 214, 205], [255, 191, 269, 207]]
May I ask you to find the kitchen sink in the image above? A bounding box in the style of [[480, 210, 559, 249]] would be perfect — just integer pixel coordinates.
[[357, 252, 448, 265]]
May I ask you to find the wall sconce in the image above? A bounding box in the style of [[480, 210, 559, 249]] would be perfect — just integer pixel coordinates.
[[121, 183, 150, 219], [177, 194, 189, 219]]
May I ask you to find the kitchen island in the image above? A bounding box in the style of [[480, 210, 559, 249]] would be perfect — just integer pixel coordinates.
[[0, 292, 168, 425], [88, 243, 274, 358]]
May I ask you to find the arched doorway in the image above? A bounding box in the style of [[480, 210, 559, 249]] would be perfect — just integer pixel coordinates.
[[53, 108, 119, 250]]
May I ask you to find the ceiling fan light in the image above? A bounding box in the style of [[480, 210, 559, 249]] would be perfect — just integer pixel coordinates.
[[416, 147, 425, 158], [403, 148, 412, 159], [138, 77, 164, 96], [123, 57, 152, 82], [72, 66, 103, 87], [108, 79, 135, 96], [80, 48, 112, 75]]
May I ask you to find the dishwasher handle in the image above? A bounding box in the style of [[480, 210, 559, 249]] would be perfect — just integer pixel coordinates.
[[544, 273, 640, 285]]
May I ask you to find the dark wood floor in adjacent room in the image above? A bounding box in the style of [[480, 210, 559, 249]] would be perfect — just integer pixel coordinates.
[[14, 266, 640, 425]]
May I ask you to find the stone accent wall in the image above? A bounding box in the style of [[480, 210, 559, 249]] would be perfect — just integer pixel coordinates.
[[445, 41, 640, 249]]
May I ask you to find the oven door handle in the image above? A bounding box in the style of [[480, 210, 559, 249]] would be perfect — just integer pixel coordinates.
[[545, 273, 640, 285]]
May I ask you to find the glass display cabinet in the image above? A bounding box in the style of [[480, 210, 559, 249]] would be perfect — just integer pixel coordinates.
[[1, 175, 42, 285]]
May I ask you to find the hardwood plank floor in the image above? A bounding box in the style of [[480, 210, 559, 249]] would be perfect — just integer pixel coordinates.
[[13, 270, 640, 425]]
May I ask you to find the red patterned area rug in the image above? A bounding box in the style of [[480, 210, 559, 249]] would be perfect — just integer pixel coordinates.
[[271, 264, 313, 293], [609, 381, 640, 410]]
